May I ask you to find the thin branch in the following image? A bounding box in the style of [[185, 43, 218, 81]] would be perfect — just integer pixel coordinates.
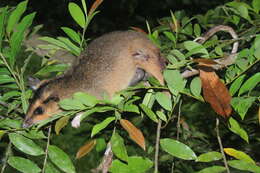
[[42, 126, 52, 173], [176, 100, 182, 140], [216, 118, 230, 173], [181, 25, 239, 79], [1, 141, 12, 173], [154, 119, 162, 173], [0, 100, 23, 114], [0, 53, 22, 90], [92, 142, 113, 173]]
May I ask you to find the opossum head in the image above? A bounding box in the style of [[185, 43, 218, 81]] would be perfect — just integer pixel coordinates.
[[23, 80, 60, 128], [132, 39, 165, 85]]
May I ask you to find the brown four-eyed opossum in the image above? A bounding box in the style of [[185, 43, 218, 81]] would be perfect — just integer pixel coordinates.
[[23, 31, 165, 128]]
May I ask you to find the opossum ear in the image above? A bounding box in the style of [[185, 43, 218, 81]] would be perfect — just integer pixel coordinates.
[[28, 77, 41, 91]]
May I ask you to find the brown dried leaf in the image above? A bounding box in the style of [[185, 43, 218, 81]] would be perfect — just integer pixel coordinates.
[[130, 27, 147, 34], [194, 58, 217, 65], [199, 66, 232, 117], [76, 139, 96, 159], [169, 21, 180, 32], [120, 119, 146, 150], [89, 0, 103, 16], [55, 116, 70, 135]]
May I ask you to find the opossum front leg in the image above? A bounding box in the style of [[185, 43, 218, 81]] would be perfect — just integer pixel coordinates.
[[128, 68, 147, 86]]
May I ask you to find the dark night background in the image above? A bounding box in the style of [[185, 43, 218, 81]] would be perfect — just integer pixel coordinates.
[[1, 0, 229, 36]]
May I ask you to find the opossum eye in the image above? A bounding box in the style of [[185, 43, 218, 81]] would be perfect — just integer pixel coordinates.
[[43, 95, 60, 104], [133, 50, 149, 61], [34, 106, 44, 115]]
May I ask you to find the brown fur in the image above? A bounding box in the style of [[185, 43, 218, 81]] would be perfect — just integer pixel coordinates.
[[23, 31, 165, 128]]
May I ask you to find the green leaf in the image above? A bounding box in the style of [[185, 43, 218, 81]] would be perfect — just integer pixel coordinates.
[[19, 130, 46, 139], [156, 110, 167, 122], [61, 27, 81, 44], [6, 0, 28, 35], [36, 64, 68, 76], [228, 160, 260, 173], [164, 70, 186, 95], [45, 162, 61, 173], [0, 118, 22, 129], [79, 106, 116, 122], [155, 92, 172, 111], [170, 49, 186, 60], [224, 148, 255, 164], [229, 75, 246, 96], [10, 12, 35, 66], [215, 46, 223, 56], [123, 104, 139, 113], [194, 24, 201, 37], [190, 77, 201, 97], [73, 92, 98, 107], [238, 73, 260, 96], [197, 151, 222, 162], [128, 156, 153, 172], [184, 41, 209, 58], [1, 90, 21, 101], [48, 145, 76, 173], [68, 2, 86, 28], [228, 117, 249, 143], [39, 36, 68, 49], [253, 0, 260, 13], [139, 104, 158, 123], [59, 98, 86, 110], [110, 157, 153, 173], [81, 0, 87, 15], [110, 160, 129, 173], [9, 133, 44, 156], [111, 132, 128, 162], [91, 117, 115, 137], [0, 75, 15, 84], [197, 166, 226, 173], [8, 156, 41, 173], [57, 36, 81, 56], [0, 7, 7, 50], [160, 138, 197, 160], [163, 31, 176, 44], [227, 2, 251, 20], [0, 130, 6, 140], [231, 97, 256, 120], [95, 138, 106, 152]]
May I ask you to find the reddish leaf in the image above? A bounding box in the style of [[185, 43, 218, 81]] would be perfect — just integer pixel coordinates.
[[89, 0, 103, 16], [120, 119, 146, 150], [130, 27, 147, 34], [193, 58, 217, 65], [76, 139, 96, 159], [199, 66, 232, 117]]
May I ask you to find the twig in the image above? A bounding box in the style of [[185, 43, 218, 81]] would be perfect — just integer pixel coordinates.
[[1, 141, 12, 173], [154, 119, 162, 173], [92, 142, 113, 173], [0, 100, 23, 114], [215, 118, 230, 173], [176, 100, 182, 140], [0, 100, 9, 108], [181, 25, 239, 79], [42, 126, 52, 173]]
